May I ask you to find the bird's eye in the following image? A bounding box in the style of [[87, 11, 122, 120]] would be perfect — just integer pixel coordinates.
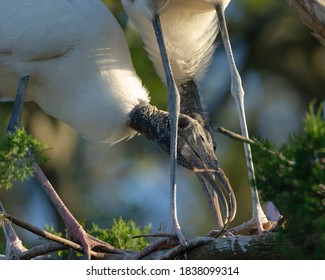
[[213, 139, 217, 151], [178, 117, 191, 129]]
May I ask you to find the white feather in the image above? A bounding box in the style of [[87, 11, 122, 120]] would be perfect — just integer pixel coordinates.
[[122, 0, 231, 86], [0, 0, 149, 144]]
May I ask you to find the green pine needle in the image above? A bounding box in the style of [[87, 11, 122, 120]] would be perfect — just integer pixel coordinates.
[[88, 217, 151, 251], [44, 218, 151, 259], [253, 101, 325, 259], [0, 128, 48, 189]]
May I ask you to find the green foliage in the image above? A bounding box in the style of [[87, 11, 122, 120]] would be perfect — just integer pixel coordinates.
[[88, 217, 151, 251], [44, 224, 70, 259], [253, 102, 325, 259], [44, 224, 63, 238], [0, 129, 48, 190], [45, 218, 151, 259]]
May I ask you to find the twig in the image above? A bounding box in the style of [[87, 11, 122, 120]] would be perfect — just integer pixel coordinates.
[[217, 127, 295, 166], [132, 232, 178, 240], [217, 127, 255, 145], [0, 211, 103, 259], [19, 242, 67, 260]]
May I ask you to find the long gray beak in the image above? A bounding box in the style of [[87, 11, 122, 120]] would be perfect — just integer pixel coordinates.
[[129, 101, 237, 227]]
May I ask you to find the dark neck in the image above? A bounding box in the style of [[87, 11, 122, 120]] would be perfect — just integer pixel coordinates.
[[128, 100, 217, 170], [180, 80, 205, 123], [128, 101, 170, 154], [180, 80, 215, 149]]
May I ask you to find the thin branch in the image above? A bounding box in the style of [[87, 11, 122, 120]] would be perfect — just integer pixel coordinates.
[[217, 127, 295, 166], [19, 242, 67, 260], [132, 232, 178, 240], [217, 127, 255, 145], [0, 211, 103, 259]]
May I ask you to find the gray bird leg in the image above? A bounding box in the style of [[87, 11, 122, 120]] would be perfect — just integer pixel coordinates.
[[152, 14, 186, 245], [7, 76, 29, 132], [215, 3, 268, 233]]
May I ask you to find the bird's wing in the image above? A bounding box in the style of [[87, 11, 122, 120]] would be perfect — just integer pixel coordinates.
[[0, 0, 88, 63]]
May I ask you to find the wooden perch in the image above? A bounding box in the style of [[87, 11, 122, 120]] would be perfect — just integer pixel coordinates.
[[140, 234, 287, 260], [185, 234, 287, 260], [0, 211, 111, 259]]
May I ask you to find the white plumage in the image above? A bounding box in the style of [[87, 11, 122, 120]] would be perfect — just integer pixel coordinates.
[[122, 0, 231, 87], [0, 0, 149, 144]]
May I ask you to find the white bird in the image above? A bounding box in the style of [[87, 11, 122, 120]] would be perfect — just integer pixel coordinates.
[[121, 0, 269, 233], [0, 0, 228, 257]]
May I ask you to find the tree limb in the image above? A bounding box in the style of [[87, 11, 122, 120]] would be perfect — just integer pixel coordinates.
[[0, 211, 104, 259], [128, 234, 288, 260]]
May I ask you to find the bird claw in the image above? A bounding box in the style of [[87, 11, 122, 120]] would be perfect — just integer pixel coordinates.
[[131, 225, 187, 260], [229, 216, 271, 235], [0, 202, 27, 259], [67, 226, 123, 259], [229, 201, 284, 235], [174, 228, 187, 246]]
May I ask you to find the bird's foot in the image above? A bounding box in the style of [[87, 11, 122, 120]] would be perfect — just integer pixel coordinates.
[[206, 227, 234, 238], [0, 202, 27, 259], [229, 201, 284, 235], [172, 226, 187, 246], [131, 225, 187, 259], [67, 222, 123, 259], [229, 215, 271, 235]]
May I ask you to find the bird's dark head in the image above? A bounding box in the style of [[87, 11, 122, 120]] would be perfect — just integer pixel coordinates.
[[128, 101, 218, 172], [129, 101, 236, 225]]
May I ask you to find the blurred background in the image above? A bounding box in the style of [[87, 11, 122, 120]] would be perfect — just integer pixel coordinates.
[[0, 0, 324, 246]]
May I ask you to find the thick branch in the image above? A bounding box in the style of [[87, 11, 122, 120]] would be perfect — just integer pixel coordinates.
[[106, 234, 287, 260], [0, 211, 105, 259], [184, 234, 288, 260]]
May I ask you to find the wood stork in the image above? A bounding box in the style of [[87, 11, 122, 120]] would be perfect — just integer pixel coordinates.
[[121, 0, 269, 233], [0, 0, 230, 257]]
